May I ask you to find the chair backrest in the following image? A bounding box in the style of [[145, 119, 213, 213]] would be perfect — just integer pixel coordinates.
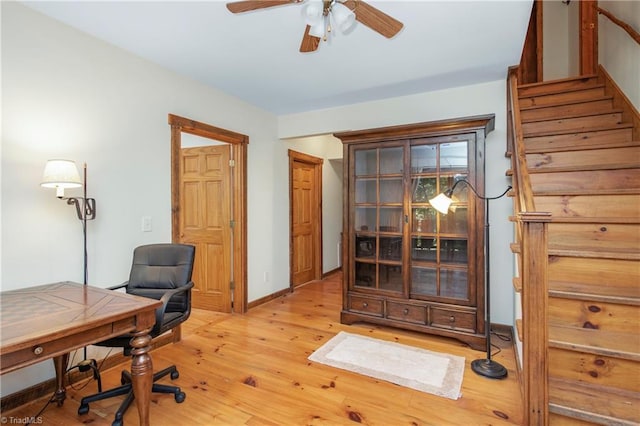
[[127, 243, 195, 313]]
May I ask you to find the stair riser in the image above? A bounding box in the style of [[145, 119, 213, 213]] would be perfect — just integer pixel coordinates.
[[534, 194, 640, 218], [519, 87, 606, 108], [548, 223, 640, 252], [548, 256, 640, 298], [524, 129, 634, 153], [526, 147, 640, 171], [518, 77, 599, 97], [523, 113, 622, 135], [530, 169, 640, 192], [549, 347, 639, 393], [521, 99, 614, 122], [549, 298, 638, 334]]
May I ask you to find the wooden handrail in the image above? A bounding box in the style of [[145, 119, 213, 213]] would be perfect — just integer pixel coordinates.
[[507, 68, 536, 213], [597, 6, 640, 45]]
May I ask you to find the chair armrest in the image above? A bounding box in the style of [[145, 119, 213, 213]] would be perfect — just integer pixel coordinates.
[[153, 282, 195, 332], [106, 281, 129, 291]]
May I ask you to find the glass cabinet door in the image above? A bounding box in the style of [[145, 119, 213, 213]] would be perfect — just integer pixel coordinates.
[[353, 146, 404, 293], [410, 140, 473, 303]]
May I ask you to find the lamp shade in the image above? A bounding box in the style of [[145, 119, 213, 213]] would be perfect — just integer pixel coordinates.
[[309, 18, 326, 38], [302, 0, 324, 25], [429, 193, 453, 214], [331, 2, 356, 32], [41, 159, 82, 197]]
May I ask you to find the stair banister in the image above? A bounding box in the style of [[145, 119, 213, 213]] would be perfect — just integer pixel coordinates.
[[507, 67, 554, 425]]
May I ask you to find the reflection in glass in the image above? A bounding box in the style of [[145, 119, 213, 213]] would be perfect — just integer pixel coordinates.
[[355, 235, 375, 259], [379, 207, 402, 232], [380, 237, 402, 261], [380, 147, 403, 174], [380, 178, 403, 203], [354, 207, 376, 232], [355, 262, 375, 287], [412, 208, 436, 233], [412, 237, 436, 261], [440, 175, 469, 203], [411, 177, 437, 202], [411, 267, 436, 295], [380, 264, 403, 292], [355, 149, 377, 176], [440, 239, 468, 263], [355, 178, 377, 203], [440, 142, 468, 170], [411, 145, 437, 173], [440, 207, 468, 234], [441, 269, 468, 299]]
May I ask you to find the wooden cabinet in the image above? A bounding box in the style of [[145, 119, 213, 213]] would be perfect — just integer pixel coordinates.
[[335, 115, 495, 350]]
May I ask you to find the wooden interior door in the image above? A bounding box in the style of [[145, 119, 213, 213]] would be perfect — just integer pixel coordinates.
[[180, 144, 232, 311], [289, 150, 323, 287]]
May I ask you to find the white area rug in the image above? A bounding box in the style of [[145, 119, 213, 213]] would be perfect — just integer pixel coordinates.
[[308, 331, 465, 400]]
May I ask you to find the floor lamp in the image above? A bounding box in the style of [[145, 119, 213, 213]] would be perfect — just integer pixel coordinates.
[[430, 178, 512, 379], [41, 160, 100, 384]]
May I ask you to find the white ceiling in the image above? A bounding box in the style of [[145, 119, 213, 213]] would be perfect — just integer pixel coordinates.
[[22, 0, 533, 115]]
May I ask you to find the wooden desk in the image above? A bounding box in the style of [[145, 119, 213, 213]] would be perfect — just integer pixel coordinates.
[[0, 281, 161, 426]]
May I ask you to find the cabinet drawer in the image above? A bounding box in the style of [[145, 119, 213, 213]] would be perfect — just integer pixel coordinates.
[[387, 302, 427, 324], [348, 295, 383, 317], [430, 308, 476, 332]]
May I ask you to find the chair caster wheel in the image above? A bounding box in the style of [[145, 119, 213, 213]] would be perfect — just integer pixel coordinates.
[[171, 370, 179, 380], [175, 391, 186, 403], [78, 404, 89, 415]]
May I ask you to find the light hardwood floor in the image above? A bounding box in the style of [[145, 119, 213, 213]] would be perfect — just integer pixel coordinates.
[[4, 272, 523, 425]]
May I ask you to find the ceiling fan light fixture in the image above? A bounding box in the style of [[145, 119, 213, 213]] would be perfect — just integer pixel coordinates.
[[331, 2, 355, 33], [302, 0, 324, 25], [309, 18, 326, 38]]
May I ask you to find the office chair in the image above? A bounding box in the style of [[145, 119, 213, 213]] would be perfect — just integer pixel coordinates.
[[78, 243, 196, 426]]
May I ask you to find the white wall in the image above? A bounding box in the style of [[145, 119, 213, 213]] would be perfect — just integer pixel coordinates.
[[284, 135, 343, 273], [599, 0, 640, 110], [543, 0, 571, 80], [1, 2, 282, 396], [278, 80, 515, 329]]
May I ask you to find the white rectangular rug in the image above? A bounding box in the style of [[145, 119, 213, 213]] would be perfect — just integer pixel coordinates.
[[308, 331, 465, 400]]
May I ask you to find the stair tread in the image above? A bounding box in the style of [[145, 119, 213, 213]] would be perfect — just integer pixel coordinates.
[[519, 95, 613, 111], [519, 83, 604, 99], [533, 188, 639, 196], [548, 247, 640, 261], [518, 74, 598, 90], [550, 280, 640, 304], [524, 122, 633, 138], [521, 108, 624, 123], [525, 139, 640, 154], [549, 377, 640, 425], [549, 324, 640, 361], [547, 216, 640, 224]]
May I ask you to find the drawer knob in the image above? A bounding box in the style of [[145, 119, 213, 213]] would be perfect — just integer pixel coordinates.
[[403, 308, 409, 315], [33, 346, 44, 356], [362, 302, 368, 308], [449, 316, 455, 323]]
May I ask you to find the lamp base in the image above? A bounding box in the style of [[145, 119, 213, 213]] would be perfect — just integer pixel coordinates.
[[471, 358, 508, 379]]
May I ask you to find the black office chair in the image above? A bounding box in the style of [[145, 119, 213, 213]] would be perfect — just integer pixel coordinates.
[[78, 243, 196, 426]]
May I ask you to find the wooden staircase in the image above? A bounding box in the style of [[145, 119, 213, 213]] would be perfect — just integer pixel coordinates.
[[508, 69, 640, 425]]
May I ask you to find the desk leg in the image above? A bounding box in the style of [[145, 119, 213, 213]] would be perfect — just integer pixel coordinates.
[[52, 353, 69, 406], [129, 328, 153, 426]]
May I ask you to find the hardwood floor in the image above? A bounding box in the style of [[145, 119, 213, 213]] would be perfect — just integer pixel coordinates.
[[3, 272, 523, 425]]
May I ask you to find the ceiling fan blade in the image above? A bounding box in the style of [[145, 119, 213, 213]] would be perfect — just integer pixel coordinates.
[[300, 25, 321, 52], [343, 0, 404, 38], [226, 0, 295, 14]]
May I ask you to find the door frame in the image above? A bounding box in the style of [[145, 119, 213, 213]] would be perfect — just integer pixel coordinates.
[[288, 149, 323, 289], [169, 113, 248, 313]]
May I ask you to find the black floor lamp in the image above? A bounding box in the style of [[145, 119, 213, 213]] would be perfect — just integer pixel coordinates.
[[430, 178, 512, 379], [41, 160, 100, 383]]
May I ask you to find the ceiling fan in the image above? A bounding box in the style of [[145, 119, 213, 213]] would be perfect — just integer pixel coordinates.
[[226, 0, 404, 52]]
